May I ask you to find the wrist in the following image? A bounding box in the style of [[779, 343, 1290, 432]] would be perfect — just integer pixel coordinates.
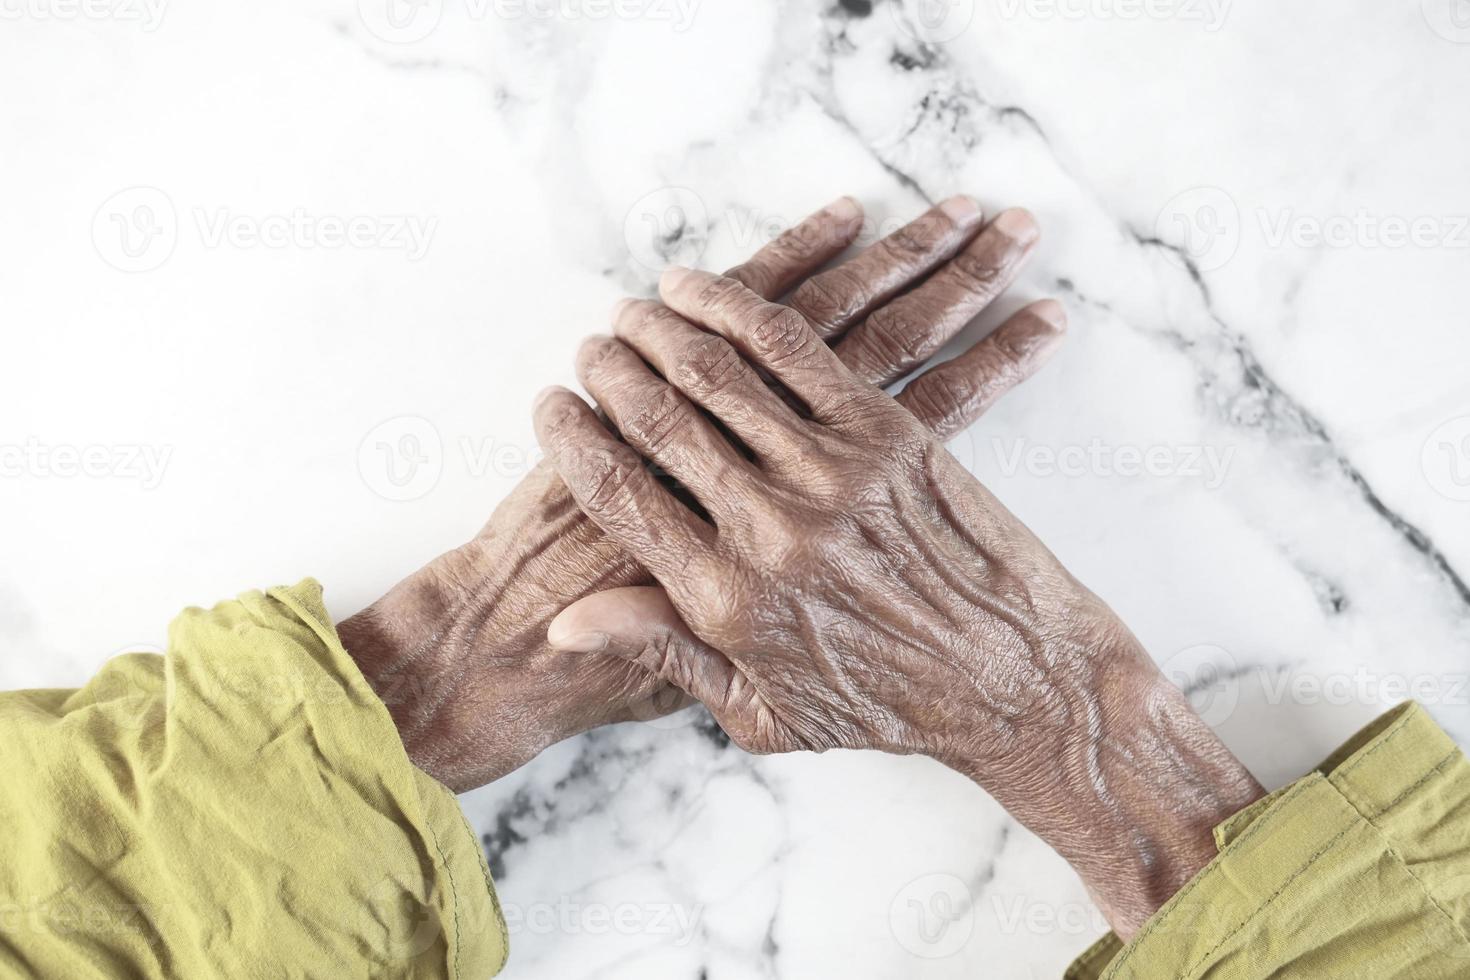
[[951, 618, 1264, 939], [336, 546, 495, 789], [337, 467, 652, 792]]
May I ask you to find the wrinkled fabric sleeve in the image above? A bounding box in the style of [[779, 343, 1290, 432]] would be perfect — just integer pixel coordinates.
[[0, 580, 507, 979], [1067, 701, 1470, 979]]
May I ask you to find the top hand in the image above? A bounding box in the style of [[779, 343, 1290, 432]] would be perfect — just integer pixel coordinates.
[[338, 196, 1059, 791], [534, 268, 1263, 937]]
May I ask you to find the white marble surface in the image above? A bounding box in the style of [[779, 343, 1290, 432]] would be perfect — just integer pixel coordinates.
[[4, 1, 1469, 976]]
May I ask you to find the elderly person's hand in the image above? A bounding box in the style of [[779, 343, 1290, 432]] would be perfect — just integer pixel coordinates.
[[534, 268, 1265, 938], [337, 196, 1058, 792]]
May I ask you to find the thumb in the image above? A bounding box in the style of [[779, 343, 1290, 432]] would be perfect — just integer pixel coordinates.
[[548, 586, 738, 712]]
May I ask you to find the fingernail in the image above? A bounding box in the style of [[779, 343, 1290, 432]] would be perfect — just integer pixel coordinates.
[[939, 194, 983, 225], [547, 626, 609, 653], [1028, 298, 1067, 331], [827, 195, 863, 222], [610, 297, 637, 324], [991, 208, 1040, 245], [661, 265, 695, 291]]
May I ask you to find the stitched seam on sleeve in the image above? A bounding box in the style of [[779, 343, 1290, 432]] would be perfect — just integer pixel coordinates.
[[451, 799, 509, 974], [426, 820, 464, 980], [1180, 823, 1357, 980], [1333, 708, 1418, 779], [1102, 777, 1322, 978], [1332, 749, 1470, 955], [1067, 935, 1119, 979]]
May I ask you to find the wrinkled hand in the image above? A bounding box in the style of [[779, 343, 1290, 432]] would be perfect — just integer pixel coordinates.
[[534, 268, 1263, 937], [338, 196, 1057, 792]]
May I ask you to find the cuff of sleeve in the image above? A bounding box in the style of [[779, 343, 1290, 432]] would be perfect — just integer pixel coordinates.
[[244, 581, 509, 977], [1065, 701, 1470, 979]]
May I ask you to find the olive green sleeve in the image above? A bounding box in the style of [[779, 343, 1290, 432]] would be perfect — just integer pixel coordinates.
[[1067, 701, 1470, 979], [0, 580, 507, 979]]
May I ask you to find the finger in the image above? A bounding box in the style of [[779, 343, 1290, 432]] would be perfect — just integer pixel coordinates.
[[725, 197, 865, 300], [612, 299, 811, 461], [897, 299, 1067, 441], [788, 195, 986, 339], [533, 387, 714, 583], [547, 586, 741, 714], [837, 208, 1041, 387], [575, 335, 755, 520], [659, 269, 880, 423]]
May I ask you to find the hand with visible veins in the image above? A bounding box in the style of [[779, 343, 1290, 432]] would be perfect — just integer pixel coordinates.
[[337, 195, 1060, 792], [534, 267, 1265, 939]]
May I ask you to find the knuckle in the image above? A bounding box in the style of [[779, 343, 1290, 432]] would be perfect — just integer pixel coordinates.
[[642, 627, 681, 679], [539, 398, 584, 441], [905, 374, 971, 432], [622, 386, 695, 455], [633, 303, 686, 335], [725, 260, 772, 297], [821, 385, 888, 429], [857, 307, 934, 368], [746, 306, 812, 363], [949, 247, 1009, 297], [695, 275, 750, 317], [578, 335, 622, 372], [672, 334, 747, 398], [579, 448, 643, 517], [791, 269, 862, 332], [755, 232, 807, 271], [878, 222, 933, 262]]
